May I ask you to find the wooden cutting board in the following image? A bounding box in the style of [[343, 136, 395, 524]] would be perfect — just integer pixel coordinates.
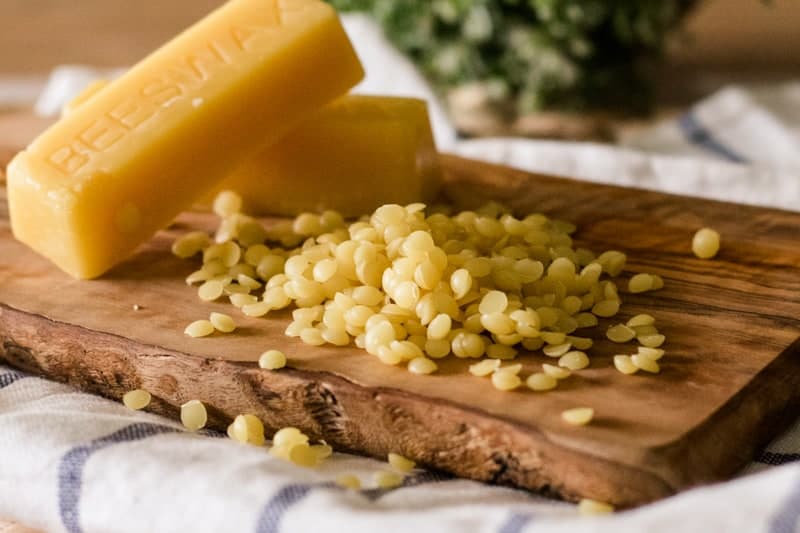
[[1, 137, 799, 508]]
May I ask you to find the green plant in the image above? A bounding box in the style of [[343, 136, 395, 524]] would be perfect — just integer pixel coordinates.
[[329, 0, 696, 114]]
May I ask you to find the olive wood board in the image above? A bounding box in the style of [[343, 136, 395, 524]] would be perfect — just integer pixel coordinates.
[[1, 146, 799, 507]]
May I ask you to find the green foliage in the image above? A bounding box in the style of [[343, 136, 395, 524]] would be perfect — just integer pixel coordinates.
[[328, 0, 695, 114]]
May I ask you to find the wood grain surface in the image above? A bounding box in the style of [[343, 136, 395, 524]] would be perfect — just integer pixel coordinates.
[[1, 133, 798, 507], [0, 519, 40, 533], [0, 518, 40, 533]]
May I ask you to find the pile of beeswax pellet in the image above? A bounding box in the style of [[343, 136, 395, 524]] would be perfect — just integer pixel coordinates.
[[174, 192, 669, 393]]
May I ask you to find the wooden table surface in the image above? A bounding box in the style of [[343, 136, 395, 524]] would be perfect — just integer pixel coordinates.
[[0, 521, 38, 533]]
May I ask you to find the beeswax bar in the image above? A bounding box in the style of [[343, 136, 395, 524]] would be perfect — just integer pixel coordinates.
[[219, 95, 441, 217], [63, 80, 109, 115], [7, 0, 363, 279]]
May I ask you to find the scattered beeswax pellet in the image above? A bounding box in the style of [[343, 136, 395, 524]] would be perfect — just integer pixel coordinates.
[[300, 328, 325, 346], [637, 347, 665, 360], [427, 314, 452, 340], [336, 474, 362, 490], [213, 190, 243, 218], [210, 312, 236, 333], [204, 242, 241, 268], [559, 351, 590, 370], [575, 313, 598, 328], [268, 428, 323, 468], [122, 389, 151, 410], [632, 354, 661, 373], [479, 290, 508, 315], [543, 342, 572, 357], [491, 370, 522, 391], [498, 363, 522, 375], [562, 407, 594, 426], [542, 364, 571, 380], [628, 273, 654, 293], [469, 359, 501, 377], [242, 302, 272, 317], [568, 336, 593, 351], [374, 470, 405, 489], [692, 228, 721, 259], [613, 355, 639, 375], [6, 0, 363, 279], [180, 399, 207, 431], [626, 314, 655, 327], [527, 372, 557, 391], [286, 443, 320, 468], [259, 350, 287, 370], [486, 343, 517, 360], [230, 414, 266, 446], [606, 324, 636, 343], [578, 499, 614, 515], [272, 427, 309, 448], [597, 251, 626, 276], [171, 231, 211, 259], [592, 300, 620, 318], [198, 280, 225, 302], [540, 331, 566, 344], [407, 357, 438, 375], [217, 96, 440, 218], [230, 293, 258, 308], [632, 325, 659, 337], [184, 319, 214, 338], [388, 453, 416, 473], [638, 334, 666, 348]]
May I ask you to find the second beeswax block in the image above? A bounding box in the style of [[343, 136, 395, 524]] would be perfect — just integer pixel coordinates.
[[219, 95, 442, 217], [7, 0, 364, 279]]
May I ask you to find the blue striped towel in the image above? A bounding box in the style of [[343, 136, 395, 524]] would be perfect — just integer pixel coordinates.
[[2, 14, 799, 533], [0, 367, 798, 533]]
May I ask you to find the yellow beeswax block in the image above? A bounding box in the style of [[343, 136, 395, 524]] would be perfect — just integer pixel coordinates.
[[216, 94, 442, 217], [63, 80, 110, 116], [7, 0, 364, 279]]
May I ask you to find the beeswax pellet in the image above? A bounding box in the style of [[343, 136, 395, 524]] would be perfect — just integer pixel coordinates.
[[562, 407, 594, 425], [122, 389, 151, 410], [336, 474, 361, 490], [388, 453, 416, 473], [230, 414, 266, 446], [259, 350, 287, 370], [578, 499, 614, 515], [374, 470, 404, 489], [181, 399, 207, 431]]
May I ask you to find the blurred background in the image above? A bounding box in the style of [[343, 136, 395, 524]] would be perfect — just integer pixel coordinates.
[[0, 0, 798, 141]]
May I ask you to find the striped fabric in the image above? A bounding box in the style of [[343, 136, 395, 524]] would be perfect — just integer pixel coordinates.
[[0, 366, 798, 533], [677, 112, 749, 164]]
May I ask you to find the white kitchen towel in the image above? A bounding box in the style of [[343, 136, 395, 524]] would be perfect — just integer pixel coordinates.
[[622, 83, 800, 168], [0, 367, 798, 533], [1, 12, 799, 533]]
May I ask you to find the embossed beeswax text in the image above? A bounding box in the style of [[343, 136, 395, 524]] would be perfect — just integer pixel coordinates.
[[44, 24, 273, 176]]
